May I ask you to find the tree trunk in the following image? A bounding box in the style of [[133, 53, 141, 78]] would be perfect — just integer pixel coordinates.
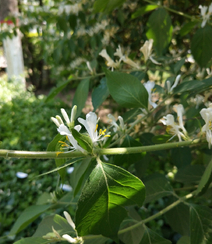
[[0, 0, 25, 89]]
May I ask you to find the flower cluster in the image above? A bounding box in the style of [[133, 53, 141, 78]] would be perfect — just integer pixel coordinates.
[[200, 104, 212, 148], [199, 3, 212, 28], [160, 104, 187, 141], [51, 107, 116, 152], [99, 39, 160, 70]]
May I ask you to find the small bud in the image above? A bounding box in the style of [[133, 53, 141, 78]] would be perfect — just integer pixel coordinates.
[[51, 117, 60, 127], [56, 115, 64, 125], [69, 105, 77, 128], [61, 108, 71, 126]]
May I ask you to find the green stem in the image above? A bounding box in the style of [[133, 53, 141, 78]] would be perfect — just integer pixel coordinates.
[[118, 191, 194, 235], [143, 0, 193, 19], [0, 139, 201, 159]]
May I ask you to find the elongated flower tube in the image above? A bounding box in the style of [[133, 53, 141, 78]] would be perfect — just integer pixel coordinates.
[[99, 49, 119, 69], [199, 3, 212, 28], [173, 104, 187, 135], [78, 112, 110, 144], [140, 39, 161, 65], [144, 81, 157, 108], [166, 75, 181, 93]]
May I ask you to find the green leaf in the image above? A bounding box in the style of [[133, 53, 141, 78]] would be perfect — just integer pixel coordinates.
[[36, 193, 51, 205], [94, 0, 125, 13], [190, 205, 212, 244], [9, 205, 51, 235], [140, 226, 171, 244], [105, 70, 148, 108], [92, 77, 109, 111], [55, 139, 67, 182], [45, 78, 72, 103], [143, 173, 173, 204], [152, 134, 172, 144], [165, 202, 190, 236], [70, 157, 93, 196], [146, 8, 173, 56], [131, 5, 159, 19], [195, 159, 212, 196], [175, 165, 205, 184], [173, 58, 185, 74], [130, 71, 146, 81], [114, 135, 142, 168], [72, 78, 90, 118], [76, 161, 145, 240], [180, 21, 198, 36], [33, 214, 73, 237], [171, 147, 192, 168], [14, 237, 49, 244], [71, 128, 93, 153], [191, 26, 212, 67], [84, 236, 109, 244], [177, 236, 190, 244]]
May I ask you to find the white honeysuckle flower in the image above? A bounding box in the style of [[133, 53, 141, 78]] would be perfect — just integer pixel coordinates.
[[114, 45, 140, 69], [199, 3, 212, 28], [194, 94, 204, 108], [64, 211, 76, 230], [166, 75, 181, 93], [200, 105, 212, 132], [108, 114, 125, 132], [16, 172, 28, 179], [78, 112, 110, 144], [173, 104, 187, 135], [140, 39, 161, 65], [144, 81, 158, 108], [62, 234, 77, 243], [57, 124, 85, 153], [140, 39, 153, 62], [160, 114, 185, 141], [99, 49, 119, 69]]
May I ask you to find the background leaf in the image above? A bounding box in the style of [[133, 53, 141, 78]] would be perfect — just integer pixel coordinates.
[[146, 8, 173, 56], [72, 78, 90, 118], [195, 159, 212, 196], [10, 205, 51, 235], [131, 5, 158, 19], [190, 205, 212, 244], [140, 226, 171, 244], [106, 70, 148, 108], [143, 173, 173, 204], [171, 147, 192, 168], [94, 0, 125, 13], [92, 77, 109, 111], [76, 161, 145, 240], [14, 237, 49, 244], [191, 26, 212, 67]]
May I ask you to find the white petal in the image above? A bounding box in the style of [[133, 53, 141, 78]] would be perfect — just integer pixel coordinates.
[[118, 116, 125, 130], [64, 211, 76, 229], [51, 117, 60, 127], [170, 75, 181, 92], [62, 234, 77, 243], [60, 184, 72, 192]]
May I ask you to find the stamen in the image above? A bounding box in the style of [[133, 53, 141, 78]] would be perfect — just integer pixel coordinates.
[[104, 135, 111, 137], [95, 124, 98, 132], [99, 129, 102, 135], [56, 152, 63, 156]]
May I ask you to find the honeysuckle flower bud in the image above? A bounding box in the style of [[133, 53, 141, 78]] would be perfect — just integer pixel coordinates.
[[160, 114, 185, 141], [99, 49, 119, 69], [51, 117, 61, 127], [166, 75, 181, 93], [70, 105, 77, 128], [56, 115, 64, 125], [206, 130, 212, 149], [144, 81, 158, 108], [52, 226, 61, 239], [61, 108, 71, 126], [114, 45, 140, 69], [78, 112, 110, 144], [64, 211, 75, 230], [86, 61, 93, 74]]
